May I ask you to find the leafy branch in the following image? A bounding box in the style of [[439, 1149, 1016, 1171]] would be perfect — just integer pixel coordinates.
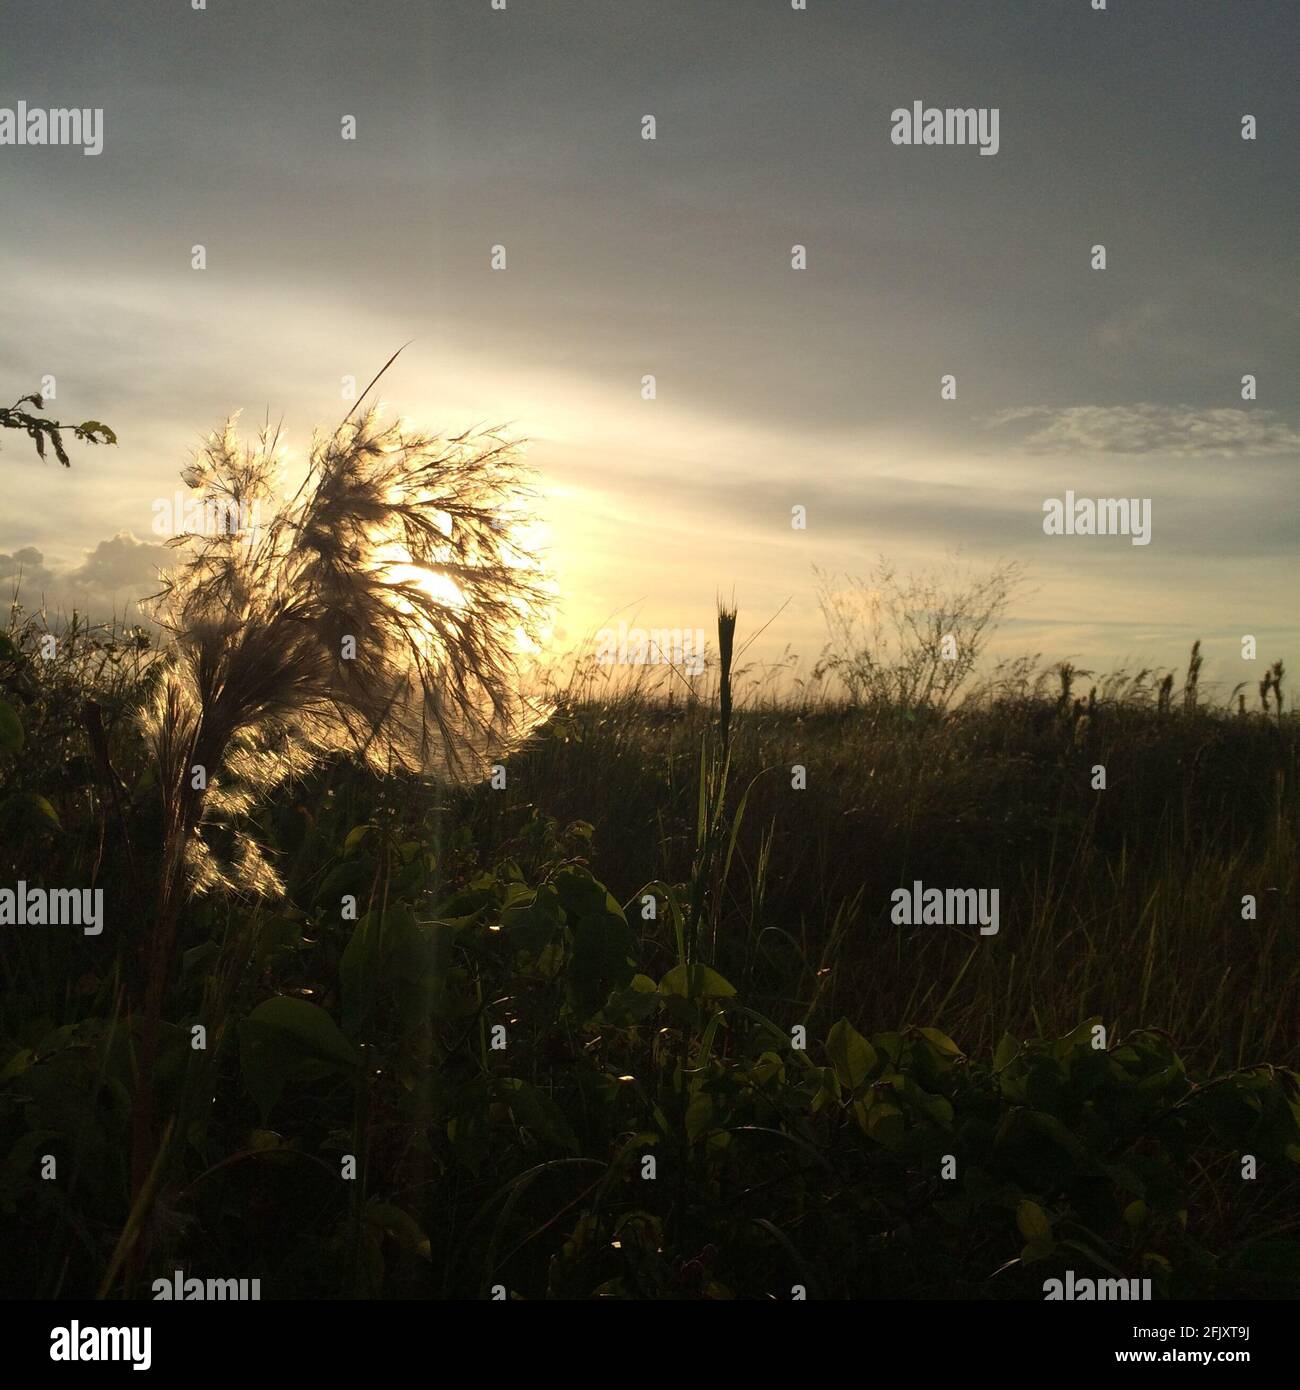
[[1, 391, 117, 466]]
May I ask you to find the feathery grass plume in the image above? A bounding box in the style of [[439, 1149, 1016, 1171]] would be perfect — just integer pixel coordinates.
[[716, 596, 737, 752], [1182, 639, 1203, 714], [129, 405, 550, 1216], [144, 407, 550, 881], [1056, 661, 1075, 712], [1157, 671, 1174, 716]]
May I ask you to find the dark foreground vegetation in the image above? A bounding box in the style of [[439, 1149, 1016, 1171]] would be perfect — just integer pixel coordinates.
[[1, 611, 1297, 1300]]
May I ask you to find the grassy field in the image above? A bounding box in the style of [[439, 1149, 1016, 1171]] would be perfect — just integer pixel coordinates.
[[500, 662, 1299, 1075], [1, 606, 1297, 1301]]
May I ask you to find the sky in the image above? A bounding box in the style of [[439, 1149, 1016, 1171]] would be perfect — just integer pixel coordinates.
[[1, 0, 1295, 695]]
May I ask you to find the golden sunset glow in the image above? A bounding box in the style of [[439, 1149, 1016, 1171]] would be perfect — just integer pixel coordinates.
[[382, 556, 467, 611], [374, 532, 557, 659]]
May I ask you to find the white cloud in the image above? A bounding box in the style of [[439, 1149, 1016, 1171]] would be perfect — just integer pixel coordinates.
[[985, 404, 1300, 457], [1, 532, 171, 623]]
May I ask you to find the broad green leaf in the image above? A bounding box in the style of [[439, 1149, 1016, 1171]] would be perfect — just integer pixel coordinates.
[[552, 864, 624, 922], [181, 939, 221, 982], [1016, 1199, 1052, 1245], [684, 1092, 715, 1143], [367, 1203, 431, 1259], [1020, 1108, 1093, 1164], [239, 997, 359, 1122], [75, 420, 117, 445], [343, 823, 374, 855], [2, 791, 60, 831], [496, 1077, 579, 1152], [0, 696, 23, 753], [865, 1100, 904, 1149], [905, 1083, 954, 1127], [826, 1018, 876, 1090], [658, 962, 736, 1000], [244, 996, 360, 1069], [569, 911, 637, 1016], [918, 1027, 963, 1058]]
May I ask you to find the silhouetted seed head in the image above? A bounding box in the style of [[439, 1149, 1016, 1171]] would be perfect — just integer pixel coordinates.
[[141, 408, 551, 897]]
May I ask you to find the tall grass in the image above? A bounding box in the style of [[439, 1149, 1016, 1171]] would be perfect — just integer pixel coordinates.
[[3, 551, 1295, 1294], [496, 641, 1299, 1073], [117, 405, 548, 1257]]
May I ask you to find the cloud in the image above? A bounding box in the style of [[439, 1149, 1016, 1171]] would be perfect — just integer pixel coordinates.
[[0, 546, 54, 584], [65, 532, 173, 590], [0, 532, 171, 622], [984, 405, 1300, 457]]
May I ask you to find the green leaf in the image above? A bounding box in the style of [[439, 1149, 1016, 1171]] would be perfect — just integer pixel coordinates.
[[552, 864, 623, 921], [0, 696, 23, 753], [870, 1031, 903, 1066], [600, 974, 661, 1025], [904, 1082, 954, 1127], [658, 962, 737, 1001], [496, 1077, 579, 1152], [918, 1026, 963, 1058], [366, 1203, 431, 1260], [993, 1032, 1020, 1070], [239, 996, 360, 1121], [74, 420, 117, 446], [343, 823, 374, 855], [245, 996, 359, 1068], [1019, 1108, 1094, 1165], [826, 1018, 877, 1090], [684, 1092, 715, 1143], [181, 940, 221, 982], [1, 791, 61, 831], [1123, 1199, 1149, 1229], [569, 910, 637, 1016], [1016, 1199, 1052, 1245], [865, 1100, 904, 1149], [312, 859, 371, 910]]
